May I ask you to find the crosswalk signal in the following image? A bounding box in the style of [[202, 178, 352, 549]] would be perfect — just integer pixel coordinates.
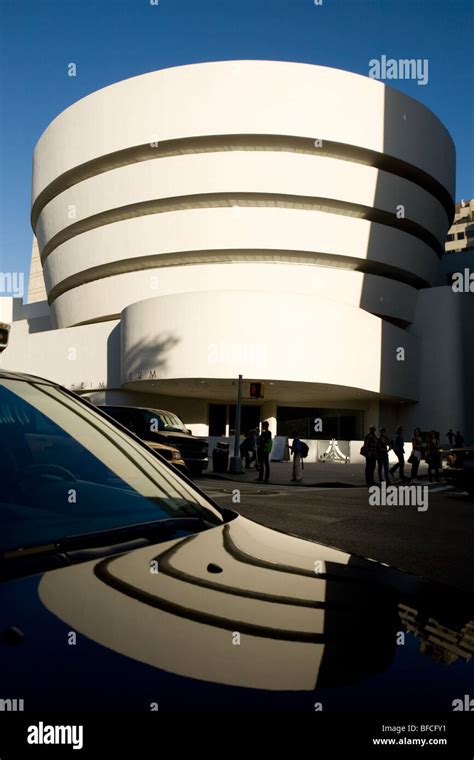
[[249, 382, 264, 399]]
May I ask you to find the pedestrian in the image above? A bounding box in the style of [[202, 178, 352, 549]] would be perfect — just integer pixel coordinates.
[[409, 427, 424, 483], [455, 430, 465, 447], [250, 427, 259, 468], [446, 428, 455, 446], [389, 425, 406, 481], [240, 429, 257, 470], [426, 430, 441, 482], [376, 427, 391, 483], [290, 431, 303, 482], [251, 427, 259, 470], [362, 425, 378, 486], [256, 421, 272, 483]]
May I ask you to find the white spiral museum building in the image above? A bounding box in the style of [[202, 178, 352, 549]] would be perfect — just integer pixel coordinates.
[[3, 61, 473, 444]]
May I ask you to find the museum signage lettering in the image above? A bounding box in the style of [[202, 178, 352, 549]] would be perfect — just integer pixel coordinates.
[[125, 370, 158, 381], [69, 381, 106, 390]]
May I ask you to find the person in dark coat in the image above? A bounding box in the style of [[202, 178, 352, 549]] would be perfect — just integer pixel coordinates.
[[240, 429, 257, 470], [389, 425, 406, 481], [410, 427, 424, 482], [290, 430, 303, 482], [446, 429, 455, 446], [426, 430, 441, 482], [376, 427, 391, 484], [256, 421, 272, 483], [363, 425, 378, 487]]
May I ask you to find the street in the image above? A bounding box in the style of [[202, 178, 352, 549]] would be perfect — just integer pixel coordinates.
[[199, 476, 474, 594]]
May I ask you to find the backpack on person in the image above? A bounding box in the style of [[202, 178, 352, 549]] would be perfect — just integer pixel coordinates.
[[299, 441, 309, 459]]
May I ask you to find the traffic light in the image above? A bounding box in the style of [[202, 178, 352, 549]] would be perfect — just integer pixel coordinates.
[[0, 323, 10, 354], [249, 382, 264, 399]]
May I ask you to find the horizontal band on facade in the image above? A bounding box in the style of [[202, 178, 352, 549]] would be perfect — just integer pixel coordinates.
[[46, 249, 430, 309], [39, 192, 443, 265], [31, 134, 455, 231], [71, 313, 121, 328]]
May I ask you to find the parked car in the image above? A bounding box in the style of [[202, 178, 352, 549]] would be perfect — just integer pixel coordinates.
[[141, 441, 188, 476], [0, 370, 473, 714], [97, 407, 189, 477], [98, 405, 208, 476], [444, 444, 474, 496]]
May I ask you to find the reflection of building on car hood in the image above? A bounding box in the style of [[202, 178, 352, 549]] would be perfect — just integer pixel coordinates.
[[39, 515, 473, 695], [399, 604, 473, 665], [40, 517, 398, 691]]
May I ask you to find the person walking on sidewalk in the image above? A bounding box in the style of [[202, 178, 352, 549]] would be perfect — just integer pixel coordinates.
[[426, 430, 441, 482], [362, 425, 378, 486], [410, 427, 424, 483], [290, 431, 303, 482], [389, 426, 406, 481], [256, 421, 272, 483], [250, 427, 259, 469], [376, 427, 392, 483], [240, 429, 257, 470]]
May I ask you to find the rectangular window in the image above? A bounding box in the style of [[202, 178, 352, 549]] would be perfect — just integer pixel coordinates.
[[209, 404, 261, 437], [208, 404, 227, 436], [277, 407, 364, 440], [229, 405, 260, 437]]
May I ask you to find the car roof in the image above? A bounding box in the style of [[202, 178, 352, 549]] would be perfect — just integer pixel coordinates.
[[100, 404, 172, 415], [0, 369, 57, 385]]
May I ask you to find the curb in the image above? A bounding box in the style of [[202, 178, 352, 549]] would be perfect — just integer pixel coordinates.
[[202, 473, 362, 488]]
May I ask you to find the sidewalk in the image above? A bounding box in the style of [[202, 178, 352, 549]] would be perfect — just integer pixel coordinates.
[[204, 460, 436, 488], [206, 460, 366, 487]]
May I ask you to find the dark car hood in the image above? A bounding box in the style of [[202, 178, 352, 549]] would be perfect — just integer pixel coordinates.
[[157, 431, 207, 452], [1, 515, 472, 711], [38, 517, 473, 698]]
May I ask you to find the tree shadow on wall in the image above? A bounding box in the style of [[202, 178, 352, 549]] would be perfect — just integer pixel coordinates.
[[120, 330, 181, 384]]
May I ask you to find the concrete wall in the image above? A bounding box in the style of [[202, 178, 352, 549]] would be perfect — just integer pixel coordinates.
[[2, 310, 119, 390], [402, 287, 474, 443], [27, 237, 47, 304]]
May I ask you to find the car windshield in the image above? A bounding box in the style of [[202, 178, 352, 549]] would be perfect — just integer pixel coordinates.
[[142, 410, 187, 433], [0, 379, 222, 555]]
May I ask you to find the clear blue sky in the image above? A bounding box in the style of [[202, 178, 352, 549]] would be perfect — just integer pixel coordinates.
[[0, 0, 473, 284]]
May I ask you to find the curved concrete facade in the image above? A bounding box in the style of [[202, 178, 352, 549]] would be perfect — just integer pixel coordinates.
[[50, 264, 420, 329], [32, 62, 454, 338], [32, 61, 455, 207], [120, 290, 419, 401], [3, 60, 458, 440]]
